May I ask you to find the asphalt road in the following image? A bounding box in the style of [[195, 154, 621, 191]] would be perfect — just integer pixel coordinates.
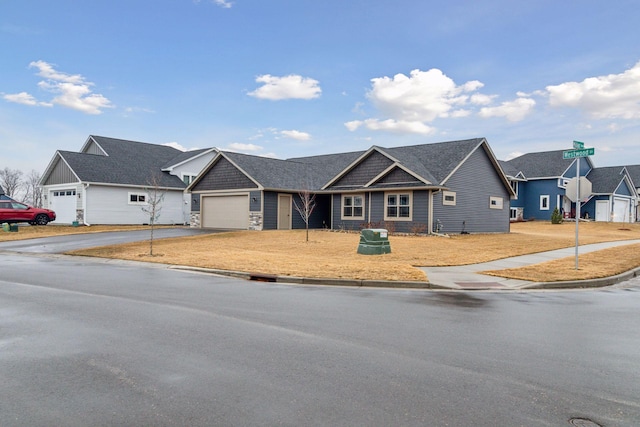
[[1, 233, 639, 426]]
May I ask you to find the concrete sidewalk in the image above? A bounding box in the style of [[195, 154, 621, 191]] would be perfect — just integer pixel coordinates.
[[420, 239, 640, 290]]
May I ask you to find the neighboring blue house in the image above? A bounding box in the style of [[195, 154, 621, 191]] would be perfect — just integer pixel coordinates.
[[187, 138, 515, 234], [502, 150, 594, 221], [582, 166, 637, 222]]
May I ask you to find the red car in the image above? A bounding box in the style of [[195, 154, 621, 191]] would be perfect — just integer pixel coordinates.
[[0, 200, 56, 225]]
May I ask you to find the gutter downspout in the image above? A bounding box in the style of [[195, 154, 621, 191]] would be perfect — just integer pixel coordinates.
[[83, 183, 91, 226]]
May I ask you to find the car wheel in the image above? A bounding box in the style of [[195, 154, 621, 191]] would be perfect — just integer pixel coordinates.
[[35, 214, 49, 225]]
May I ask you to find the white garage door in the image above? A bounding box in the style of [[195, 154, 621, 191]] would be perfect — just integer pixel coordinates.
[[202, 195, 249, 229], [613, 198, 630, 223], [49, 189, 77, 224]]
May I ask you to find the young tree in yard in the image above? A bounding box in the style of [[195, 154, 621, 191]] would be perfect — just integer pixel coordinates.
[[0, 167, 23, 198], [140, 174, 166, 256], [293, 188, 316, 242]]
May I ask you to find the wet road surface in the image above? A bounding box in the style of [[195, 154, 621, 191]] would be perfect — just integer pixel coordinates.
[[0, 232, 639, 426]]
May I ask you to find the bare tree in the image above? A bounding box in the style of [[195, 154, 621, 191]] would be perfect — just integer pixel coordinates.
[[0, 167, 23, 198], [140, 173, 166, 256], [293, 188, 316, 242], [23, 170, 43, 207]]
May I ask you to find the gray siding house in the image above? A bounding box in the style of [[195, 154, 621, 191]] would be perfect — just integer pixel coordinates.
[[40, 135, 217, 225], [188, 138, 514, 234]]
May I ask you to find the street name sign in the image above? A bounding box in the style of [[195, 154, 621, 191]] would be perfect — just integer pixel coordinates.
[[563, 147, 595, 159], [573, 140, 585, 149]]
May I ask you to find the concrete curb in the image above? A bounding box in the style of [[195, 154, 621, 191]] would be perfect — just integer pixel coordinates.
[[169, 266, 450, 289], [170, 263, 640, 291], [518, 265, 640, 290]]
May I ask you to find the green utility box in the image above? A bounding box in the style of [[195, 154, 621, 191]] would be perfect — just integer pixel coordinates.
[[357, 228, 391, 255], [2, 222, 18, 232]]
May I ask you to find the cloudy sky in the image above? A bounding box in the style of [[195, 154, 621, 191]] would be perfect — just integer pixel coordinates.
[[2, 0, 640, 174]]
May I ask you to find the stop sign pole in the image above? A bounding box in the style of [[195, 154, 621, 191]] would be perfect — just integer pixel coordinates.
[[562, 141, 595, 270]]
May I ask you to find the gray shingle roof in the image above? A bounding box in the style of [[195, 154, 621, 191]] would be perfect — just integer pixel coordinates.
[[57, 136, 191, 188], [505, 149, 577, 178], [625, 165, 640, 189], [218, 138, 494, 191], [586, 166, 628, 194]]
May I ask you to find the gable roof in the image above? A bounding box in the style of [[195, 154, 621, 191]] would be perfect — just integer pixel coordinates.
[[42, 135, 212, 189], [505, 149, 593, 178], [190, 137, 512, 195], [625, 164, 640, 189], [587, 166, 633, 194]]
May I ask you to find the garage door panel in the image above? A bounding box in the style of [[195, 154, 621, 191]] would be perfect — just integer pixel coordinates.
[[50, 189, 77, 224], [613, 198, 630, 223], [202, 195, 249, 229]]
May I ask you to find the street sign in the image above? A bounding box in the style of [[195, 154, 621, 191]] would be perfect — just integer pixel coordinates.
[[573, 140, 585, 149], [563, 147, 595, 159]]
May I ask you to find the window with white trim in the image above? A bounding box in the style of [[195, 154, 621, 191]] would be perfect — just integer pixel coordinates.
[[510, 208, 518, 220], [182, 174, 198, 185], [489, 196, 503, 209], [129, 192, 148, 205], [385, 192, 412, 220], [442, 191, 456, 206], [342, 194, 364, 219], [540, 195, 550, 210]]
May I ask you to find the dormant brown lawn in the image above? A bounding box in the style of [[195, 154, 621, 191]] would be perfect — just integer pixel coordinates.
[[54, 221, 640, 282]]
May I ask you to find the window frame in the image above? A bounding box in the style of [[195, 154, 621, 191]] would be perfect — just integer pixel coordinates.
[[341, 194, 365, 220], [182, 173, 198, 185], [384, 191, 412, 221], [128, 192, 148, 205], [540, 195, 550, 210], [489, 196, 503, 210], [442, 191, 456, 206]]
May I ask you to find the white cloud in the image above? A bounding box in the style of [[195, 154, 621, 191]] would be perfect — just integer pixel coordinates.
[[227, 142, 263, 152], [344, 119, 434, 135], [248, 74, 321, 100], [2, 92, 52, 107], [3, 61, 112, 114], [193, 0, 233, 8], [213, 0, 233, 8], [546, 61, 640, 119], [280, 130, 311, 141], [478, 96, 536, 122], [366, 68, 484, 122]]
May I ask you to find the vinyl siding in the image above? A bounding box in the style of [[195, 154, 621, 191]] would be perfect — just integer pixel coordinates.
[[433, 147, 510, 233], [43, 158, 79, 185], [84, 140, 106, 155], [520, 179, 563, 220], [330, 151, 394, 188], [85, 185, 185, 225], [375, 167, 421, 185], [192, 157, 258, 191], [263, 191, 278, 230]]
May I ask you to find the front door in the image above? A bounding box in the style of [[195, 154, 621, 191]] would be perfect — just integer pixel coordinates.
[[278, 194, 291, 230]]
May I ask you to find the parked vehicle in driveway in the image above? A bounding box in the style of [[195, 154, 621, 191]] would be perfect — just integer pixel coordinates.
[[0, 200, 56, 225]]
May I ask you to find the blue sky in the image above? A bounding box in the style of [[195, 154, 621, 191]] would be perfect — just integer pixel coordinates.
[[2, 0, 640, 175]]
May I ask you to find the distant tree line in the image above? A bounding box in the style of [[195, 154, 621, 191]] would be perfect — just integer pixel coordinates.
[[0, 167, 43, 207]]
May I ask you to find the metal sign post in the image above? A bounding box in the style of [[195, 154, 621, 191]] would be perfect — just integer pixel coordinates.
[[575, 157, 580, 270], [562, 141, 595, 270]]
